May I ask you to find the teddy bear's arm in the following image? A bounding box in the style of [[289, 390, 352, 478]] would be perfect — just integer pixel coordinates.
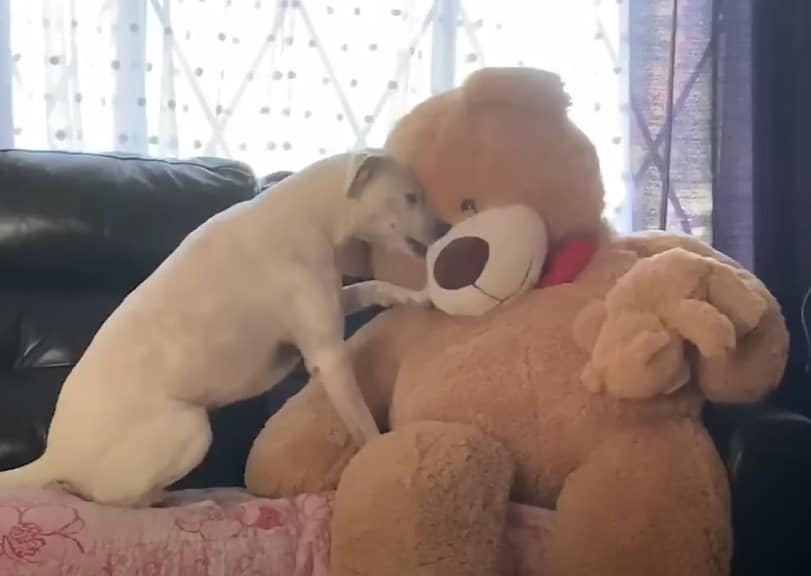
[[693, 277, 788, 403], [613, 229, 737, 266], [625, 237, 788, 403], [582, 240, 788, 403], [244, 308, 415, 497]]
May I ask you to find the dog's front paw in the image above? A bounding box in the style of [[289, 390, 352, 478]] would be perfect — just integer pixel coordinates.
[[376, 283, 432, 308], [402, 288, 432, 307]]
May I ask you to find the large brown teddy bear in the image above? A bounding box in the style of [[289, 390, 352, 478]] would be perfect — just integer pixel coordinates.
[[244, 67, 789, 576]]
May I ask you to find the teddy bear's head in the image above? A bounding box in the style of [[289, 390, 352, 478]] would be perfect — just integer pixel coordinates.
[[387, 67, 604, 236], [356, 67, 608, 314]]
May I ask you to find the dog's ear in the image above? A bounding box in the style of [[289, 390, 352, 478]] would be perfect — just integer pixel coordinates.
[[346, 149, 389, 198]]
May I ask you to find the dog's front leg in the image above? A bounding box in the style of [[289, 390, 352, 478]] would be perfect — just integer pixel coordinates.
[[341, 280, 430, 315], [287, 286, 381, 445], [307, 345, 380, 445]]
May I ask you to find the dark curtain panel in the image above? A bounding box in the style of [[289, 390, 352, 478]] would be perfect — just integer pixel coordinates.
[[712, 0, 753, 269], [747, 10, 811, 574], [752, 0, 811, 416]]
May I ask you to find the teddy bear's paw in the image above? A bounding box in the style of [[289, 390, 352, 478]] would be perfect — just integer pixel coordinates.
[[666, 298, 737, 359], [581, 363, 605, 394], [661, 361, 691, 395], [585, 325, 689, 400], [623, 327, 690, 398], [610, 248, 708, 306], [708, 263, 769, 337]]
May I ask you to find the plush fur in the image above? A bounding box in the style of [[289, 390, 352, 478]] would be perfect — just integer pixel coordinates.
[[245, 67, 789, 576]]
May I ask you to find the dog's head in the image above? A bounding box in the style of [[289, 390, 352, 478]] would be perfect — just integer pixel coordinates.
[[344, 149, 443, 259]]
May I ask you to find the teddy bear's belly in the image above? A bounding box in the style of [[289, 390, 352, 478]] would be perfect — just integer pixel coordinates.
[[389, 287, 700, 507]]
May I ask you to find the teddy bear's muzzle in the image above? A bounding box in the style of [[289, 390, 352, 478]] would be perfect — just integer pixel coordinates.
[[425, 205, 548, 316]]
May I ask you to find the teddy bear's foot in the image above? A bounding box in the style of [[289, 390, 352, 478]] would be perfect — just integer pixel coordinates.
[[245, 383, 360, 497], [547, 419, 731, 576], [330, 421, 515, 576]]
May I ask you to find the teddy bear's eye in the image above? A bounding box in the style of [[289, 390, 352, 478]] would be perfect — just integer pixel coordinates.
[[406, 192, 419, 206], [460, 199, 478, 214]]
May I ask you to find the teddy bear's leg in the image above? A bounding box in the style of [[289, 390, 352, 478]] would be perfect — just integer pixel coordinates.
[[548, 419, 731, 576], [245, 383, 360, 497], [330, 421, 515, 576], [246, 309, 407, 498]]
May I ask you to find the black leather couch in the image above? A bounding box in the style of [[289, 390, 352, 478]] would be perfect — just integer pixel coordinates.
[[0, 149, 809, 575], [0, 149, 373, 490]]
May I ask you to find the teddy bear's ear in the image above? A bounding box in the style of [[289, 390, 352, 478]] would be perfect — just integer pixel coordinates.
[[462, 67, 571, 114]]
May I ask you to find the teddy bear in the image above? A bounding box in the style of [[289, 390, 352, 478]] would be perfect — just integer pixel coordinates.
[[243, 67, 789, 576]]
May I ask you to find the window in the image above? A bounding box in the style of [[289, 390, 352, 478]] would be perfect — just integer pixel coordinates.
[[1, 0, 725, 243]]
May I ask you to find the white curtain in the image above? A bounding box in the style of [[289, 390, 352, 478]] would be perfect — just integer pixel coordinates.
[[2, 0, 632, 229]]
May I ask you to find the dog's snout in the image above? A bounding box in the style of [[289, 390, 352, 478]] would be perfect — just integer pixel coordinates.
[[433, 236, 489, 289]]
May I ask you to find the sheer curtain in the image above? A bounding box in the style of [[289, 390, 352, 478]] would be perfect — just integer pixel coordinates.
[[0, 0, 736, 240]]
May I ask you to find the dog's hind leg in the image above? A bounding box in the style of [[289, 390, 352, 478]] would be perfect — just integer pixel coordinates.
[[85, 406, 212, 508]]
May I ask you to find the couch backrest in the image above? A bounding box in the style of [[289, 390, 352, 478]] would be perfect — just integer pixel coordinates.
[[0, 149, 277, 488]]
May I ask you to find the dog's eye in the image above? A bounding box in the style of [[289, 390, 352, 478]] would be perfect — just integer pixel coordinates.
[[406, 192, 419, 206], [460, 199, 478, 214]]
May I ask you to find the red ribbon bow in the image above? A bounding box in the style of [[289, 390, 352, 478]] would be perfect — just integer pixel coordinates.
[[537, 237, 598, 288]]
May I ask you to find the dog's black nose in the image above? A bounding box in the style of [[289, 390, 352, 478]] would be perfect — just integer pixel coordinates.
[[433, 236, 489, 289]]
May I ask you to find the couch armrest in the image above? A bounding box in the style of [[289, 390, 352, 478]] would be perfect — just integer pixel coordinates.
[[728, 410, 811, 576]]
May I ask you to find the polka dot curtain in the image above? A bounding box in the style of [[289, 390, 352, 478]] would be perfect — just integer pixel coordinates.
[[0, 0, 720, 238]]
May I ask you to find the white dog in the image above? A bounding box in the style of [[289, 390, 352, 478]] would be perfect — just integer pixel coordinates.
[[0, 150, 438, 507]]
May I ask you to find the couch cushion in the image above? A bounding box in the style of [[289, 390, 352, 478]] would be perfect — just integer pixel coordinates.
[[0, 488, 555, 575]]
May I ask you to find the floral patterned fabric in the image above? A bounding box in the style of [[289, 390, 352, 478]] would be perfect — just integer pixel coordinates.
[[0, 488, 554, 575]]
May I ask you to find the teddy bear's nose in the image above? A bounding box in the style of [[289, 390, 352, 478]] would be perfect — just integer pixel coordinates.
[[433, 236, 490, 289]]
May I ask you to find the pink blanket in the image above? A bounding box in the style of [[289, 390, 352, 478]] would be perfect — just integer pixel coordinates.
[[0, 488, 554, 575]]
